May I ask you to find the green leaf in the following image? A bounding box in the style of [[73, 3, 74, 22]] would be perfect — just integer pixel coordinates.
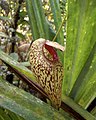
[[49, 0, 64, 45], [62, 95, 96, 120], [0, 107, 12, 120], [31, 0, 49, 39], [63, 0, 96, 105], [26, 0, 57, 41], [0, 77, 70, 120], [0, 107, 24, 120], [26, 0, 49, 40], [26, 0, 40, 40], [0, 50, 95, 119], [0, 49, 36, 81], [70, 43, 96, 104], [91, 107, 96, 117]]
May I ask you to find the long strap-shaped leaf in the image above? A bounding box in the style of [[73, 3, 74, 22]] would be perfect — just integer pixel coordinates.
[[70, 42, 96, 101], [0, 76, 70, 120], [49, 0, 64, 45], [0, 60, 90, 120], [26, 0, 52, 40], [63, 0, 96, 105], [26, 0, 39, 40], [2, 60, 48, 98], [0, 107, 24, 120], [0, 50, 95, 120]]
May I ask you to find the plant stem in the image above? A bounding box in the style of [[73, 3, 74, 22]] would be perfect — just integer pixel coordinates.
[[52, 16, 66, 42]]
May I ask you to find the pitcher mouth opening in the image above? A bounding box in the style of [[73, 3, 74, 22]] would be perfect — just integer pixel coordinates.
[[42, 41, 59, 63]]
